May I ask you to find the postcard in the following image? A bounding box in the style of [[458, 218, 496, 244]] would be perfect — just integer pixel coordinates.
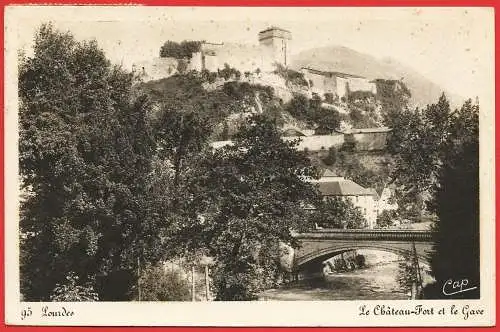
[[4, 5, 495, 326]]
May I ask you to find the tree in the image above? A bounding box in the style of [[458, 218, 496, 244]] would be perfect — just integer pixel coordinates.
[[386, 94, 480, 298], [49, 272, 99, 301], [311, 196, 367, 229], [313, 108, 340, 134], [386, 94, 453, 209], [376, 79, 412, 123], [138, 263, 191, 301], [322, 147, 337, 166], [178, 114, 321, 300], [176, 59, 188, 74], [19, 24, 162, 300], [424, 99, 479, 299], [285, 94, 309, 121], [159, 40, 202, 59], [376, 210, 397, 228]]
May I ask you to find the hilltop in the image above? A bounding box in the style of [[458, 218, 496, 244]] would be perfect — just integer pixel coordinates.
[[291, 45, 464, 107]]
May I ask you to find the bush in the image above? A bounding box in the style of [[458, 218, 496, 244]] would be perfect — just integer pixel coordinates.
[[273, 63, 308, 86], [177, 59, 188, 74], [160, 40, 203, 59], [348, 90, 376, 103], [354, 254, 366, 268], [50, 272, 99, 301], [376, 210, 398, 228], [340, 139, 357, 152], [139, 264, 191, 301], [322, 147, 338, 166], [324, 93, 335, 104]]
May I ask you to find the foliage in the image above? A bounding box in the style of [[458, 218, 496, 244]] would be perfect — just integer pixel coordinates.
[[424, 99, 479, 299], [50, 272, 99, 301], [138, 263, 191, 301], [273, 63, 308, 86], [354, 254, 366, 268], [159, 40, 203, 59], [376, 210, 398, 228], [348, 90, 376, 103], [348, 103, 379, 128], [177, 114, 321, 300], [313, 107, 340, 135], [340, 139, 357, 152], [311, 196, 367, 229], [386, 94, 454, 208], [285, 94, 340, 132], [19, 24, 163, 301], [324, 150, 390, 195], [397, 253, 418, 295], [138, 74, 274, 137], [324, 93, 335, 104], [386, 94, 479, 298], [219, 63, 241, 81], [285, 94, 310, 120], [375, 79, 412, 122], [176, 59, 189, 74], [322, 147, 338, 166]]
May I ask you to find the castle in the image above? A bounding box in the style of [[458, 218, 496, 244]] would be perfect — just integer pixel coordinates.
[[134, 26, 381, 102], [190, 26, 292, 73]]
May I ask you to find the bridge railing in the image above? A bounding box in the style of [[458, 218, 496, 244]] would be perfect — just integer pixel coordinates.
[[293, 229, 433, 242]]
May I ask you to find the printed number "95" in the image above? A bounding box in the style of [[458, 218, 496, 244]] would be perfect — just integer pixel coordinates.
[[21, 307, 32, 320]]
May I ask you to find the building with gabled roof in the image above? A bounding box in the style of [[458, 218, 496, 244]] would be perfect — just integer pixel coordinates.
[[311, 170, 378, 228], [301, 66, 377, 100]]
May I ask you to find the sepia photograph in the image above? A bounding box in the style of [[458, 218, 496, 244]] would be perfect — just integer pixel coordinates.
[[4, 5, 495, 326]]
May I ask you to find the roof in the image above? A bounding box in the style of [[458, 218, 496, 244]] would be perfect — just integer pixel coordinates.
[[301, 67, 366, 79], [282, 128, 306, 137], [317, 179, 375, 196], [340, 127, 392, 134], [322, 169, 338, 177], [259, 26, 291, 34]]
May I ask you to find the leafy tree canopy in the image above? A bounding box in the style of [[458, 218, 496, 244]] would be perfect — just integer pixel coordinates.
[[173, 114, 321, 299], [19, 23, 164, 300], [311, 196, 367, 229], [159, 40, 203, 59]]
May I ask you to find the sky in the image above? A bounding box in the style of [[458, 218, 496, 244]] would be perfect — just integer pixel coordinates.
[[6, 6, 494, 103]]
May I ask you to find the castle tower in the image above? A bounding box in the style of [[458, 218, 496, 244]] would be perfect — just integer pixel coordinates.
[[258, 26, 292, 67]]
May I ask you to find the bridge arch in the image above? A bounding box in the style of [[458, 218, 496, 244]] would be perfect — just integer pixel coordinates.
[[292, 229, 434, 272], [295, 244, 430, 271]]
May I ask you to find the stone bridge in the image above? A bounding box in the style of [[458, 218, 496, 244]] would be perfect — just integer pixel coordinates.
[[290, 229, 434, 272]]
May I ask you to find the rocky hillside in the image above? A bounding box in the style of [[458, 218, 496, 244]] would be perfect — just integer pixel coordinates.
[[291, 45, 463, 107]]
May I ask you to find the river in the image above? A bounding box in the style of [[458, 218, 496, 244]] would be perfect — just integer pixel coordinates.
[[259, 250, 432, 301]]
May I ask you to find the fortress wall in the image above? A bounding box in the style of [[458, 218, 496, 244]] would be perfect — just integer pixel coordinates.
[[203, 54, 219, 72], [302, 71, 337, 97], [211, 131, 389, 153], [133, 57, 178, 81], [189, 52, 203, 71], [335, 77, 349, 98], [346, 77, 377, 94], [285, 134, 345, 151], [202, 44, 275, 73]]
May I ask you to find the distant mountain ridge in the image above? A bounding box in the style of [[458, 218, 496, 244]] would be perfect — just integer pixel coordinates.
[[291, 45, 464, 107]]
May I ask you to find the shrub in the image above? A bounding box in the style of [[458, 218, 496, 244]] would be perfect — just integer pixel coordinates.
[[340, 139, 357, 152], [159, 40, 203, 59], [177, 59, 188, 74], [376, 210, 398, 228], [322, 147, 338, 166], [324, 93, 335, 104], [139, 264, 191, 301], [354, 254, 366, 268], [50, 272, 99, 301]]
